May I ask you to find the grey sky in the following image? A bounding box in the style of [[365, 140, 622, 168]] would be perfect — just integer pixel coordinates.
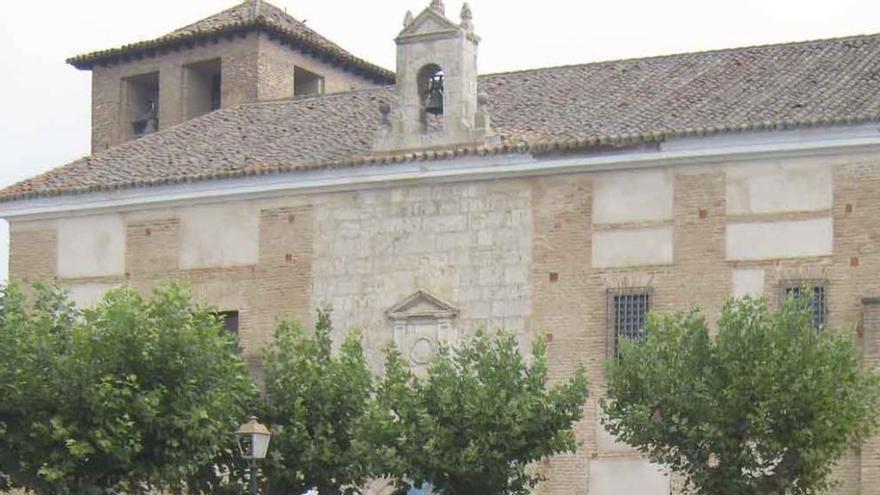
[[1, 0, 878, 282]]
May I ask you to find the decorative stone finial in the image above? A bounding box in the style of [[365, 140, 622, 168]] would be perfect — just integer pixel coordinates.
[[403, 10, 414, 28], [429, 0, 445, 15], [460, 3, 473, 31]]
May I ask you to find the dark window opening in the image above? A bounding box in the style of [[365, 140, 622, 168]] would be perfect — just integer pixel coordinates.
[[218, 310, 239, 335], [184, 58, 222, 120], [211, 73, 222, 111], [417, 64, 444, 125], [783, 282, 826, 329], [124, 71, 160, 139], [294, 66, 325, 97], [608, 290, 651, 357]]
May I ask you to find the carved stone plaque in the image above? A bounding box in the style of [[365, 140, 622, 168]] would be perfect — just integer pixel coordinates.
[[386, 290, 459, 369]]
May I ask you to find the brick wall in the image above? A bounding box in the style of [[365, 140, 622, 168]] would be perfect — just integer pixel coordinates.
[[256, 36, 378, 101], [90, 33, 383, 152], [8, 154, 880, 495]]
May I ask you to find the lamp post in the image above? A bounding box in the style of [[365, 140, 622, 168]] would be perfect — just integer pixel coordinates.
[[235, 416, 272, 495]]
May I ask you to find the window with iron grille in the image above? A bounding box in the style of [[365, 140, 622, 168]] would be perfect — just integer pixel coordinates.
[[781, 281, 826, 329], [608, 289, 651, 357]]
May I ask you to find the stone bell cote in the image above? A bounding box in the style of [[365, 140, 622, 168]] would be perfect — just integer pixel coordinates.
[[375, 1, 492, 151]]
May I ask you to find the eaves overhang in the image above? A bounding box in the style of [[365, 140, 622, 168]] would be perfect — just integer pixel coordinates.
[[67, 19, 395, 84], [2, 123, 879, 222]]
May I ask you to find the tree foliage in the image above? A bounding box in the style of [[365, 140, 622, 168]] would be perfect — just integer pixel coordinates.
[[261, 307, 374, 495], [0, 283, 258, 495], [371, 330, 589, 495], [602, 297, 880, 495]]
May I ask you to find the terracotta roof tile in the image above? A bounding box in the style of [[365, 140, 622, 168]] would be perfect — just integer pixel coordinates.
[[67, 0, 394, 83], [9, 32, 880, 202]]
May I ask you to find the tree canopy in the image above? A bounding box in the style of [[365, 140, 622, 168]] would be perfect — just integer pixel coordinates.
[[261, 307, 375, 495], [0, 284, 590, 495], [0, 283, 258, 495], [602, 296, 880, 495], [370, 330, 589, 495]]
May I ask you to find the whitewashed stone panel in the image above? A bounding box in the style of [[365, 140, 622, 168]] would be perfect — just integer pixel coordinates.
[[733, 268, 765, 298], [726, 162, 832, 215], [726, 218, 833, 261], [68, 283, 120, 308], [592, 227, 674, 268], [178, 203, 259, 269], [589, 458, 670, 495], [593, 169, 673, 224], [596, 405, 638, 454], [57, 215, 125, 278]]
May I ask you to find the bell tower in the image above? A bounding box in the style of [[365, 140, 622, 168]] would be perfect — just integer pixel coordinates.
[[376, 1, 492, 151]]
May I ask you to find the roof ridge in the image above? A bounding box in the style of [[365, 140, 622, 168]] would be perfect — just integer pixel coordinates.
[[481, 31, 880, 78], [169, 1, 256, 36], [67, 0, 395, 83], [170, 0, 289, 36]]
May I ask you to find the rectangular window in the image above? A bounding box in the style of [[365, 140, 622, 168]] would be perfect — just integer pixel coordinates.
[[123, 71, 160, 140], [217, 310, 241, 353], [294, 66, 325, 97], [608, 289, 651, 357], [218, 310, 239, 335], [211, 73, 222, 111], [184, 58, 222, 120], [782, 281, 826, 329]]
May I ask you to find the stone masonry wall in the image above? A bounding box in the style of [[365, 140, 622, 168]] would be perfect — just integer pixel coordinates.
[[7, 153, 880, 495], [310, 180, 533, 370]]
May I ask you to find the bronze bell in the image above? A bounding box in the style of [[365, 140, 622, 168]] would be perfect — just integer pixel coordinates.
[[424, 74, 444, 116]]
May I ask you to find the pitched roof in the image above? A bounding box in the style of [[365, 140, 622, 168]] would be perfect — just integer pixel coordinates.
[[67, 0, 394, 83], [8, 32, 880, 202]]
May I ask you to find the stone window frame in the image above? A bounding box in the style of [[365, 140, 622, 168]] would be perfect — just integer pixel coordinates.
[[606, 287, 653, 358], [779, 279, 828, 330]]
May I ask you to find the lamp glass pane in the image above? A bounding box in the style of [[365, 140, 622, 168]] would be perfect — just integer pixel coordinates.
[[237, 434, 254, 459], [252, 433, 271, 459]]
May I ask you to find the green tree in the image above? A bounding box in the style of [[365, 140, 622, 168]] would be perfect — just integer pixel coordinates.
[[0, 282, 258, 495], [602, 297, 880, 495], [372, 330, 589, 495], [261, 307, 374, 495]]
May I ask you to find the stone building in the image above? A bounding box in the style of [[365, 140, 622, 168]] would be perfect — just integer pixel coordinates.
[[3, 0, 880, 494]]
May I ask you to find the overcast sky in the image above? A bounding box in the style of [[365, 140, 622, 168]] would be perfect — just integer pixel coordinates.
[[1, 0, 879, 282]]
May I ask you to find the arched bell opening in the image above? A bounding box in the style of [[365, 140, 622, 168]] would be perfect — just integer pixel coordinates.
[[417, 64, 445, 131]]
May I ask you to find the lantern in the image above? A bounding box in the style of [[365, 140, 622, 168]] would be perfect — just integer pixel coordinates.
[[235, 416, 272, 460]]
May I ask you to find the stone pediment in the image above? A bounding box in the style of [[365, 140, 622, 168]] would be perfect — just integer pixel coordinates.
[[386, 290, 459, 320], [397, 8, 460, 40]]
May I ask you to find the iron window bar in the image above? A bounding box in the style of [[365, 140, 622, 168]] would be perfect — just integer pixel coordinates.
[[607, 288, 652, 358], [780, 280, 827, 330]]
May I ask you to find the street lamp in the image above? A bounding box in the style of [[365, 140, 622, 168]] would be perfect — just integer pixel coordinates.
[[235, 416, 272, 495]]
